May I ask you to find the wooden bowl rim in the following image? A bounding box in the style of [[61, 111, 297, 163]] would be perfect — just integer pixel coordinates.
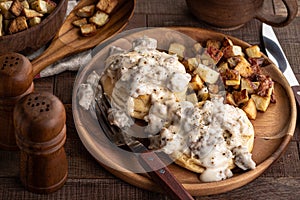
[[0, 0, 68, 40]]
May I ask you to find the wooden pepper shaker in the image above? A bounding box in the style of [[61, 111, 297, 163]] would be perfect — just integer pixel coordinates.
[[13, 91, 68, 193], [0, 52, 34, 150]]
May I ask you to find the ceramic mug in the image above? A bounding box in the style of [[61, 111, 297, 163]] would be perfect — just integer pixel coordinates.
[[185, 0, 298, 29]]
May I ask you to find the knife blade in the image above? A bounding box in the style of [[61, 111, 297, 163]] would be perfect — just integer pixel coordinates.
[[262, 23, 300, 107]]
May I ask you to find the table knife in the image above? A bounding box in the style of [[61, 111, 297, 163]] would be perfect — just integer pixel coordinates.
[[262, 23, 300, 107]]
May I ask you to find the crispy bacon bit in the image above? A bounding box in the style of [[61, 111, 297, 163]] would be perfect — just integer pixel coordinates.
[[257, 77, 273, 97], [207, 46, 223, 63]]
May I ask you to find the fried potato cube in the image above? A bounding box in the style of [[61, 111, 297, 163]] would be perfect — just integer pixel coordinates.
[[193, 42, 203, 54], [168, 43, 185, 60], [21, 0, 30, 9], [10, 0, 23, 16], [44, 0, 57, 13], [206, 39, 221, 49], [72, 18, 88, 27], [23, 8, 43, 18], [245, 45, 262, 58], [241, 78, 259, 94], [28, 16, 41, 26], [89, 11, 109, 27], [186, 93, 198, 104], [189, 74, 204, 90], [218, 62, 229, 74], [132, 94, 151, 119], [233, 89, 249, 105], [8, 16, 28, 34], [76, 5, 95, 18], [80, 23, 97, 36], [222, 45, 244, 58], [242, 98, 257, 120], [222, 37, 234, 47], [187, 57, 199, 72], [251, 94, 271, 112], [234, 56, 253, 77], [225, 69, 241, 86], [0, 1, 13, 13], [193, 64, 220, 84], [96, 0, 118, 14], [225, 92, 237, 106], [31, 0, 48, 14]]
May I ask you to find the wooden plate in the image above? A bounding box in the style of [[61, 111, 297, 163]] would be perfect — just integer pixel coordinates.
[[72, 27, 297, 196]]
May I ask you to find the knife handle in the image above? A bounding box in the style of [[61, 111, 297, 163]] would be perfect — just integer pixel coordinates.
[[291, 86, 300, 108], [139, 152, 194, 200]]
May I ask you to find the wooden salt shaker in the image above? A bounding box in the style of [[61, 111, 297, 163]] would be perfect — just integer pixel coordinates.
[[14, 92, 68, 193], [0, 53, 34, 150]]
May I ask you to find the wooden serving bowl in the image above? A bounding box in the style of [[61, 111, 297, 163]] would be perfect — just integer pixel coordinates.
[[0, 0, 68, 54]]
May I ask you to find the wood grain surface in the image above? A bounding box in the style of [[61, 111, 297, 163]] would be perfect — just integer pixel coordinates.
[[0, 0, 299, 199]]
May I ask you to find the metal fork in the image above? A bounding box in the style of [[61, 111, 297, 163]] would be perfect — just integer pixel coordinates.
[[95, 91, 194, 200]]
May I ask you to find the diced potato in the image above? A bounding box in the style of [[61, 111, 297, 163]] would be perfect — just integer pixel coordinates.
[[72, 18, 88, 27], [10, 0, 23, 16], [241, 78, 259, 94], [218, 62, 229, 74], [223, 45, 244, 58], [193, 42, 203, 54], [44, 0, 56, 13], [23, 8, 43, 18], [225, 69, 241, 86], [225, 92, 237, 106], [76, 5, 95, 18], [251, 94, 271, 112], [222, 37, 234, 47], [206, 39, 221, 49], [96, 0, 118, 14], [8, 16, 28, 34], [187, 57, 199, 72], [242, 98, 257, 120], [168, 43, 185, 60], [245, 45, 262, 58], [233, 89, 249, 105], [234, 56, 253, 77], [0, 1, 13, 12], [227, 56, 241, 68], [21, 0, 30, 9], [186, 93, 198, 104], [208, 84, 219, 94], [193, 64, 219, 84], [80, 23, 97, 36], [189, 74, 204, 90], [31, 0, 48, 14], [28, 16, 41, 26], [89, 10, 109, 27]]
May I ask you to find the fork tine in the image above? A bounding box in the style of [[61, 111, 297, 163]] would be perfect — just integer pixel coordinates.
[[95, 98, 125, 146]]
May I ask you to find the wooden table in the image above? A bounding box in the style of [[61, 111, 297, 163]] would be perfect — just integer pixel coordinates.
[[1, 0, 299, 199]]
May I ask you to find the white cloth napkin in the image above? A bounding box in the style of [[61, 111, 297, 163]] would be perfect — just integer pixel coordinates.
[[28, 0, 93, 78]]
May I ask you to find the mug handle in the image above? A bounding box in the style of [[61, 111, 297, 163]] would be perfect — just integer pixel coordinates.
[[256, 0, 298, 27]]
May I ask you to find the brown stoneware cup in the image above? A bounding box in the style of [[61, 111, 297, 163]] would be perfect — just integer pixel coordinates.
[[185, 0, 298, 29]]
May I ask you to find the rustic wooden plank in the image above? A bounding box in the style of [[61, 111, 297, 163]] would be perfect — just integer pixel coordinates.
[[33, 76, 54, 94], [261, 141, 300, 177], [0, 176, 299, 200], [0, 178, 168, 200], [135, 0, 188, 15], [53, 71, 77, 104], [125, 14, 147, 30]]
